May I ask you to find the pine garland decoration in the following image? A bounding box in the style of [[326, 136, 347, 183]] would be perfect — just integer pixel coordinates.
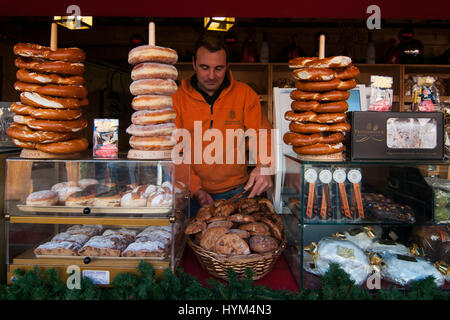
[[0, 261, 448, 300]]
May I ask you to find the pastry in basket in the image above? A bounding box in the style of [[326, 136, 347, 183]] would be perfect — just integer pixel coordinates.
[[249, 235, 279, 253], [185, 218, 207, 235], [213, 199, 237, 217], [195, 205, 214, 221], [206, 220, 233, 229], [239, 222, 270, 236], [214, 233, 251, 255], [34, 240, 81, 256], [51, 232, 90, 245], [121, 239, 169, 257], [260, 217, 283, 241], [228, 228, 250, 239], [199, 226, 229, 251], [258, 198, 276, 214], [206, 216, 228, 223], [66, 224, 103, 237], [229, 213, 256, 223], [78, 235, 129, 257], [26, 190, 58, 206], [238, 198, 259, 215]]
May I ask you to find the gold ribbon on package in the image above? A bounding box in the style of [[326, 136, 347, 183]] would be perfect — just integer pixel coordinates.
[[434, 261, 449, 277], [368, 252, 385, 273], [409, 243, 425, 257]]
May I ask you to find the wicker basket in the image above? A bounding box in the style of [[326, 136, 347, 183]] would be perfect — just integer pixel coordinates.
[[186, 234, 286, 281]]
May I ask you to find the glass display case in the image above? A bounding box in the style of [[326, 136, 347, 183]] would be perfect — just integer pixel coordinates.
[[281, 155, 449, 290], [4, 156, 190, 285]]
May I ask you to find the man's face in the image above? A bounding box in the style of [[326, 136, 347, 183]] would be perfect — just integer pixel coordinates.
[[193, 47, 227, 96]]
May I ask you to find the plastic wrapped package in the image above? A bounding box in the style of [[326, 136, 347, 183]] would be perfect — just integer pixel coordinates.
[[411, 226, 450, 264], [366, 239, 412, 257], [412, 76, 441, 112], [303, 238, 372, 286], [341, 226, 382, 250], [368, 76, 393, 111], [424, 177, 450, 223], [380, 254, 445, 287]]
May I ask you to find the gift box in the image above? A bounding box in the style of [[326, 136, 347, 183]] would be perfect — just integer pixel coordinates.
[[349, 111, 444, 160]]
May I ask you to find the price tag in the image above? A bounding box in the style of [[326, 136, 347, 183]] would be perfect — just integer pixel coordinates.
[[82, 270, 110, 285]]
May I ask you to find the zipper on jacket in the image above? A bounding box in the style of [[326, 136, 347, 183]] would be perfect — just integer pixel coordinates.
[[210, 104, 213, 128]]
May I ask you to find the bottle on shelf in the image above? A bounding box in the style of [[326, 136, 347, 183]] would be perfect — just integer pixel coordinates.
[[365, 31, 376, 64], [259, 32, 269, 63], [241, 33, 257, 63]]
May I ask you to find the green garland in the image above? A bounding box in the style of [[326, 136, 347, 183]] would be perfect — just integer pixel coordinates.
[[0, 262, 448, 300]]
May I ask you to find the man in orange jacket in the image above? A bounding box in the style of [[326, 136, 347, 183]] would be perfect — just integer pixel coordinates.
[[172, 36, 273, 213]]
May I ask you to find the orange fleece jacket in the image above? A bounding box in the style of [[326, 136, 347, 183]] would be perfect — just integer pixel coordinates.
[[172, 71, 272, 195]]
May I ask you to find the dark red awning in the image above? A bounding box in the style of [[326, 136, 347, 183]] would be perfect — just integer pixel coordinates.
[[1, 0, 449, 20]]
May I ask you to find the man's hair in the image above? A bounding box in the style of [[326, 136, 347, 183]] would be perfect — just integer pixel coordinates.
[[193, 36, 229, 64]]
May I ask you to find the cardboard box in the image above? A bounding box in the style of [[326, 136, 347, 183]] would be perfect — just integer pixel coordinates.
[[349, 111, 444, 160]]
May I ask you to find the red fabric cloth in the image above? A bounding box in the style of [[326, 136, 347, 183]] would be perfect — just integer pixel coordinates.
[[181, 245, 299, 292]]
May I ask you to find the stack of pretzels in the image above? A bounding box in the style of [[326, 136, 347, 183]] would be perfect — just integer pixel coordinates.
[[127, 45, 179, 153], [7, 43, 89, 154], [283, 56, 360, 156]]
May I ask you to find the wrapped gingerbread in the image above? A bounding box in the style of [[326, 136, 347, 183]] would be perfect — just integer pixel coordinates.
[[283, 35, 359, 161], [7, 23, 89, 157]]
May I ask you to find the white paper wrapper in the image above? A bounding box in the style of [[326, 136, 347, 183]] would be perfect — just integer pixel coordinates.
[[343, 226, 382, 251], [366, 240, 412, 257], [381, 254, 445, 287], [303, 238, 372, 286]]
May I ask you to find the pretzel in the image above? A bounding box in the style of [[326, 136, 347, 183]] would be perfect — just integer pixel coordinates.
[[283, 132, 345, 146], [14, 81, 88, 99], [295, 78, 357, 92], [334, 65, 360, 80], [290, 89, 350, 102], [27, 118, 88, 133], [291, 100, 349, 113], [16, 69, 84, 85], [15, 57, 84, 75], [6, 126, 74, 143], [289, 121, 351, 134], [36, 138, 88, 154], [14, 43, 85, 62], [293, 142, 344, 155], [285, 111, 347, 124], [20, 92, 87, 109]]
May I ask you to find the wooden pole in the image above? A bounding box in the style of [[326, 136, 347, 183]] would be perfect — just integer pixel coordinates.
[[50, 23, 58, 51], [319, 34, 325, 59], [149, 22, 155, 46]]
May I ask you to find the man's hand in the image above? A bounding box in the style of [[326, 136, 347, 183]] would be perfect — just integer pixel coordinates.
[[244, 166, 273, 198], [194, 189, 214, 207]]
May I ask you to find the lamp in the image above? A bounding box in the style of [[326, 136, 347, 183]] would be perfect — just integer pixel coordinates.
[[54, 16, 93, 30], [204, 17, 235, 32]]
